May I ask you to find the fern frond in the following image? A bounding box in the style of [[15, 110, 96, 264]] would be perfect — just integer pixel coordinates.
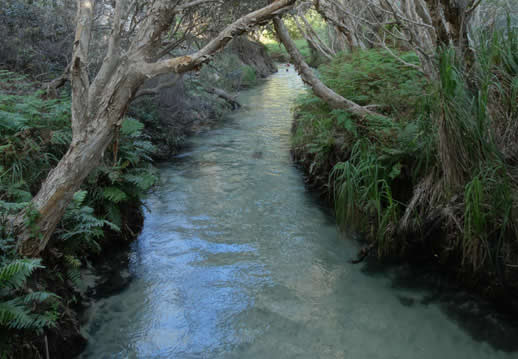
[[103, 187, 128, 203], [0, 301, 55, 330], [123, 171, 157, 190], [67, 268, 81, 289], [21, 291, 58, 304], [72, 190, 87, 207], [0, 259, 42, 290], [121, 118, 144, 137]]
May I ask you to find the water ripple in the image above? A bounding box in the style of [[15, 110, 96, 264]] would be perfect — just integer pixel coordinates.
[[81, 66, 518, 359]]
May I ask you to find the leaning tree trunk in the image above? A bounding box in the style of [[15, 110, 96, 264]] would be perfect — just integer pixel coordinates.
[[17, 65, 144, 256], [273, 15, 380, 118], [17, 116, 120, 256], [16, 0, 298, 257]]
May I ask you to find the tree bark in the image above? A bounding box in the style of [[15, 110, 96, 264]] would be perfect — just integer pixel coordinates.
[[16, 0, 297, 257], [273, 16, 381, 118]]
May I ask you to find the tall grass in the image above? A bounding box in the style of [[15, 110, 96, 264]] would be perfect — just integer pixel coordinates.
[[292, 23, 518, 276]]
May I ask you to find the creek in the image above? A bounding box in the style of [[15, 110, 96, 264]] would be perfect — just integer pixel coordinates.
[[81, 67, 517, 358]]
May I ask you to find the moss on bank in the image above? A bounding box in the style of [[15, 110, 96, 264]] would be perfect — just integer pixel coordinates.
[[291, 31, 518, 304]]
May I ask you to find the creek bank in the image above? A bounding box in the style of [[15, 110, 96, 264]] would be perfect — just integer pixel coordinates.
[[289, 48, 518, 315], [291, 106, 518, 317], [1, 36, 278, 359], [79, 67, 518, 358], [54, 36, 277, 358], [7, 203, 144, 359]]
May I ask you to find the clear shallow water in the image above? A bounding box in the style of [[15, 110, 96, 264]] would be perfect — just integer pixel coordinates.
[[81, 67, 517, 358]]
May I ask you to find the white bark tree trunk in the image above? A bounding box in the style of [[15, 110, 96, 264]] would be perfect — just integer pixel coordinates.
[[16, 0, 297, 257], [273, 16, 381, 118]]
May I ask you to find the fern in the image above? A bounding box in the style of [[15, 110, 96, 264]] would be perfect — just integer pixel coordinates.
[[0, 258, 56, 331], [121, 117, 144, 137], [0, 259, 43, 291], [123, 170, 157, 191], [0, 299, 55, 330], [103, 187, 128, 203], [0, 72, 158, 343]]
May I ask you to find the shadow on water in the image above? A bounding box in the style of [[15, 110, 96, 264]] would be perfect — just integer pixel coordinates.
[[84, 247, 135, 300], [361, 258, 518, 352]]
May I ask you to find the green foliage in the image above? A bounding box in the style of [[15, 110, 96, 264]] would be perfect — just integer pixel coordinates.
[[0, 232, 58, 354], [319, 50, 427, 115], [121, 117, 145, 137], [293, 48, 431, 195], [240, 65, 258, 88], [0, 72, 158, 350], [330, 138, 404, 256], [293, 51, 430, 254], [293, 25, 518, 272], [264, 38, 312, 63], [433, 22, 518, 269], [0, 254, 57, 332]]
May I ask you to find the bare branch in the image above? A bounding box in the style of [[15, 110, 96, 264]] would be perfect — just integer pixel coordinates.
[[141, 0, 297, 77], [177, 0, 223, 11], [273, 16, 383, 118], [70, 0, 96, 140], [204, 86, 241, 110], [293, 13, 335, 61], [44, 63, 71, 98]]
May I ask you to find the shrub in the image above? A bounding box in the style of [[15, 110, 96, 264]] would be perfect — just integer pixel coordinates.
[[292, 25, 518, 278], [0, 71, 157, 343]]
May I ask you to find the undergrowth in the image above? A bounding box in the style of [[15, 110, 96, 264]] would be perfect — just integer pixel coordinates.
[[0, 71, 157, 356], [264, 39, 312, 63], [199, 53, 259, 91], [292, 23, 518, 287]]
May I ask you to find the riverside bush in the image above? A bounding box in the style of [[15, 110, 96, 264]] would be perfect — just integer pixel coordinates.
[[0, 71, 157, 355], [292, 23, 518, 285]]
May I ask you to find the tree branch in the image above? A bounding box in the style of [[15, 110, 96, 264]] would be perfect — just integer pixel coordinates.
[[70, 0, 96, 140], [140, 0, 297, 77], [273, 16, 382, 118], [44, 63, 71, 98], [203, 86, 241, 110]]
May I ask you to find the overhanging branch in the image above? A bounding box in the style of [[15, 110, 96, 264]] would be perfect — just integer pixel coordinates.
[[273, 16, 383, 118]]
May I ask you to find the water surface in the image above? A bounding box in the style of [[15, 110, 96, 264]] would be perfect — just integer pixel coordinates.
[[81, 67, 517, 358]]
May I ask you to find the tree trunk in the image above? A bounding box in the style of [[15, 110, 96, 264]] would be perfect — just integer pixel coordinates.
[[273, 16, 381, 118], [16, 0, 297, 257], [17, 122, 114, 256], [16, 66, 144, 256], [425, 0, 472, 64]]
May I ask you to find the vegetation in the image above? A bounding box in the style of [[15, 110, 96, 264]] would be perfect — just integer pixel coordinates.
[[292, 23, 518, 289], [262, 9, 327, 65], [199, 53, 259, 90], [264, 39, 312, 63], [0, 0, 289, 354], [0, 71, 157, 356], [0, 0, 516, 355]]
